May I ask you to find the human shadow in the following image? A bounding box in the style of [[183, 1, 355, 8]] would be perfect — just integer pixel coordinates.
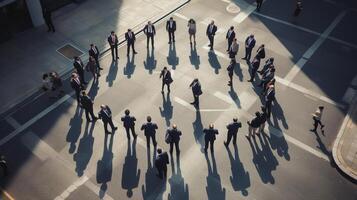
[[266, 127, 290, 161], [144, 48, 157, 74], [121, 139, 141, 197], [74, 120, 95, 177], [97, 133, 114, 199], [226, 144, 250, 196], [269, 99, 289, 130], [124, 54, 136, 79], [159, 92, 173, 127], [313, 131, 332, 162], [189, 43, 200, 70], [88, 77, 99, 100], [205, 153, 226, 200], [66, 106, 83, 154], [208, 51, 221, 74], [106, 60, 118, 87], [192, 110, 205, 151], [228, 86, 241, 109], [168, 154, 189, 200], [234, 62, 244, 82], [167, 43, 179, 70]]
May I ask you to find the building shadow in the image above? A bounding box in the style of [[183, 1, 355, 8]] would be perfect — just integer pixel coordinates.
[[121, 139, 141, 197], [124, 54, 136, 79], [97, 133, 114, 199], [159, 92, 173, 127], [208, 51, 221, 74], [144, 47, 157, 74], [228, 86, 241, 108], [192, 110, 205, 151], [167, 43, 179, 70], [234, 62, 244, 81], [66, 106, 83, 154], [189, 43, 200, 70], [226, 144, 250, 196], [205, 153, 226, 200], [106, 60, 118, 87], [168, 154, 189, 200]]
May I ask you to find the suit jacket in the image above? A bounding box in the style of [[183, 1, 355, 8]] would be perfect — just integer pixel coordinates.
[[227, 63, 234, 76], [203, 128, 219, 141], [251, 58, 260, 70], [226, 30, 235, 42], [98, 106, 112, 123], [206, 24, 217, 36], [125, 32, 136, 44], [226, 121, 242, 134], [250, 116, 261, 128], [256, 46, 265, 59], [190, 80, 202, 95], [73, 60, 84, 74], [166, 20, 176, 32], [70, 78, 82, 92], [80, 95, 93, 110], [121, 115, 136, 128], [166, 128, 182, 142], [245, 37, 256, 49], [141, 122, 158, 136], [160, 70, 172, 84], [155, 152, 169, 168], [108, 34, 118, 46], [143, 24, 156, 36], [89, 46, 99, 59], [265, 87, 275, 102]]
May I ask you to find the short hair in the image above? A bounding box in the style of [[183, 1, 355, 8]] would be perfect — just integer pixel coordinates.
[[43, 73, 49, 79], [255, 112, 260, 117], [90, 44, 94, 46], [319, 106, 324, 110], [170, 17, 173, 20], [233, 118, 238, 122], [230, 26, 234, 29], [125, 109, 130, 115], [111, 31, 114, 34], [147, 116, 152, 122], [209, 123, 214, 128], [128, 29, 131, 32], [163, 66, 167, 70], [157, 148, 162, 154]]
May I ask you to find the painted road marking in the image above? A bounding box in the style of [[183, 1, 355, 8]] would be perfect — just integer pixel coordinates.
[[173, 12, 189, 21], [0, 188, 15, 200], [54, 176, 89, 200], [232, 1, 257, 24]]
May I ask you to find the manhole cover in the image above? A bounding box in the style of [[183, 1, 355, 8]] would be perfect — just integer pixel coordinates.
[[57, 43, 84, 60], [227, 3, 240, 14]]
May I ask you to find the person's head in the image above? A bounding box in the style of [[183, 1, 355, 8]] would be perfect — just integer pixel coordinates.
[[270, 57, 274, 62], [230, 26, 234, 30], [157, 148, 162, 154], [172, 124, 177, 129], [255, 112, 261, 117], [210, 20, 214, 25], [90, 44, 94, 47], [170, 17, 173, 21], [100, 105, 106, 109], [81, 90, 87, 96], [209, 123, 214, 129], [233, 118, 238, 122], [194, 78, 198, 82], [319, 106, 324, 110], [111, 31, 115, 35], [261, 44, 265, 48], [74, 56, 78, 61], [147, 116, 152, 122], [189, 18, 194, 23], [128, 29, 131, 32], [148, 21, 152, 25], [43, 73, 49, 80], [271, 68, 276, 72], [71, 73, 77, 78], [250, 34, 254, 38], [163, 66, 167, 71], [125, 109, 130, 115]]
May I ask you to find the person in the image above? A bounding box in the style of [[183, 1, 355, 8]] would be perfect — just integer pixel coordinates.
[[160, 67, 173, 93], [187, 19, 196, 44], [155, 148, 169, 179], [166, 124, 182, 155], [80, 91, 98, 122], [125, 29, 137, 56], [259, 106, 267, 134], [226, 26, 235, 52], [49, 71, 64, 97], [189, 78, 202, 108], [108, 31, 119, 60], [258, 57, 274, 75], [310, 106, 325, 132], [256, 0, 263, 12], [228, 38, 239, 62], [73, 56, 87, 84], [262, 78, 275, 96], [42, 73, 51, 91], [0, 154, 7, 176], [294, 0, 302, 17], [89, 44, 102, 70], [43, 7, 55, 32], [242, 34, 256, 61], [121, 109, 137, 140], [247, 56, 260, 82], [259, 67, 275, 88], [246, 112, 261, 139], [224, 118, 242, 147], [203, 124, 219, 153], [227, 60, 235, 86], [70, 72, 83, 104], [141, 116, 158, 148], [206, 20, 217, 51], [264, 84, 275, 118], [166, 17, 176, 44], [255, 44, 265, 60], [98, 105, 118, 134], [143, 21, 156, 48], [86, 56, 100, 79]]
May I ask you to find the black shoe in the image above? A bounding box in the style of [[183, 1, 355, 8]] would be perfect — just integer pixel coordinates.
[[134, 52, 138, 54], [99, 67, 104, 70], [247, 79, 253, 82], [113, 127, 118, 131], [310, 129, 316, 132]]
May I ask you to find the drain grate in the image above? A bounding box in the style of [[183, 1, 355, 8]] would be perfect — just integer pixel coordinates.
[[57, 43, 84, 60]]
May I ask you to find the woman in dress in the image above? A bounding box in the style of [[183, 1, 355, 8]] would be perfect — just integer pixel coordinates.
[[187, 19, 196, 44]]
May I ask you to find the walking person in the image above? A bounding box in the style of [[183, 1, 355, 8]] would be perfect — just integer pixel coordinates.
[[224, 118, 242, 147], [89, 44, 102, 70], [160, 67, 173, 93], [86, 56, 100, 80], [98, 105, 118, 134], [155, 148, 169, 179], [166, 17, 177, 44], [189, 78, 202, 108], [264, 84, 275, 118], [310, 106, 325, 132], [0, 154, 7, 176], [206, 20, 217, 51], [256, 0, 263, 12], [143, 21, 156, 48], [247, 56, 260, 82], [73, 56, 87, 84], [165, 124, 182, 155], [203, 124, 219, 153], [255, 44, 266, 60], [121, 109, 137, 140], [246, 112, 261, 139], [108, 31, 119, 60], [226, 26, 235, 52], [227, 60, 235, 86], [70, 72, 83, 104], [187, 19, 197, 44], [43, 7, 55, 32], [294, 0, 303, 17], [141, 116, 158, 148], [80, 91, 98, 122], [242, 34, 256, 61], [125, 29, 137, 56], [228, 38, 239, 62]]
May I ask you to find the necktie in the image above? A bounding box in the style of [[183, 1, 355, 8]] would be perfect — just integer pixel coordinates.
[[75, 78, 80, 85], [92, 47, 96, 54]]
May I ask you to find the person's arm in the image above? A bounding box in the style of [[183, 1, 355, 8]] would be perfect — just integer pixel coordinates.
[[153, 26, 156, 35], [143, 25, 147, 34], [141, 124, 145, 130]]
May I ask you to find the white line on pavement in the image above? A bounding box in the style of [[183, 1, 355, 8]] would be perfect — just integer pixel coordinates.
[[173, 12, 189, 21], [54, 176, 89, 200], [232, 0, 257, 23]]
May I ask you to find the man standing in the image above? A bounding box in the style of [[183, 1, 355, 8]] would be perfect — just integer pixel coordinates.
[[247, 57, 260, 82], [226, 26, 235, 52], [227, 60, 235, 87], [73, 56, 87, 84], [264, 84, 275, 118], [166, 124, 182, 155], [160, 67, 173, 93], [89, 44, 103, 70], [189, 79, 202, 108], [294, 0, 303, 17], [242, 34, 256, 61], [255, 44, 266, 60], [246, 112, 261, 139], [224, 118, 242, 147], [43, 7, 55, 32], [310, 106, 325, 132], [259, 67, 275, 88], [166, 17, 176, 44], [143, 21, 156, 48], [256, 0, 263, 12], [98, 105, 118, 134], [141, 116, 158, 148], [206, 20, 217, 51], [125, 29, 137, 56], [203, 124, 219, 153], [259, 106, 267, 134], [80, 91, 98, 122], [70, 73, 83, 104], [108, 31, 119, 60], [121, 109, 137, 140], [229, 38, 239, 62], [155, 148, 169, 179]]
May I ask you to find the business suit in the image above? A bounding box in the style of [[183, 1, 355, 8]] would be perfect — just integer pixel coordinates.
[[256, 0, 263, 11], [166, 20, 176, 43], [166, 128, 182, 154], [155, 152, 169, 179], [108, 34, 119, 60], [203, 128, 219, 153], [226, 29, 235, 51], [141, 122, 158, 147], [227, 62, 235, 86], [160, 69, 172, 92], [244, 36, 256, 61], [143, 24, 156, 48], [265, 86, 275, 118], [73, 59, 86, 84], [43, 8, 55, 32], [70, 76, 82, 103], [225, 121, 242, 146], [89, 45, 101, 69], [121, 115, 137, 140], [98, 106, 117, 133], [206, 24, 217, 50], [189, 79, 202, 107], [125, 31, 137, 55], [248, 57, 260, 82], [80, 94, 97, 121], [255, 45, 265, 60]]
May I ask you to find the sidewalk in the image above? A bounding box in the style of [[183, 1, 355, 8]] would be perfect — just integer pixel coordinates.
[[333, 94, 357, 181], [0, 0, 189, 116]]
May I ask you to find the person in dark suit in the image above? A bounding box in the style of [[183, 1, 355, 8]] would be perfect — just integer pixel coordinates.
[[70, 73, 83, 104], [125, 29, 137, 56], [255, 44, 265, 60], [246, 112, 261, 139], [242, 34, 256, 61], [43, 7, 55, 32], [227, 60, 235, 86], [160, 67, 173, 93], [80, 91, 98, 122], [247, 57, 260, 82], [189, 78, 202, 108], [141, 116, 158, 148], [224, 118, 242, 147], [259, 67, 275, 88], [108, 31, 119, 60], [166, 124, 182, 155], [73, 56, 87, 84], [206, 20, 217, 51], [155, 148, 169, 179], [98, 105, 118, 134], [294, 0, 302, 17], [226, 26, 235, 52], [121, 109, 137, 140], [203, 124, 219, 153], [258, 57, 274, 75], [143, 21, 156, 48], [89, 44, 102, 70], [264, 84, 275, 118], [256, 0, 263, 12], [166, 17, 177, 44], [259, 106, 267, 134]]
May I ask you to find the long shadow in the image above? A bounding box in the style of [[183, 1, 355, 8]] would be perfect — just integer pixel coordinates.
[[168, 154, 189, 200], [66, 106, 84, 154], [124, 54, 136, 79], [159, 92, 173, 127], [121, 139, 141, 197], [208, 51, 221, 74], [205, 153, 226, 200], [226, 144, 250, 196], [88, 77, 99, 100], [192, 110, 205, 151], [167, 43, 179, 70], [74, 120, 95, 177], [144, 48, 157, 74], [269, 99, 289, 131], [189, 43, 200, 70], [228, 86, 241, 108], [234, 62, 244, 81], [97, 133, 114, 199], [313, 131, 332, 161], [106, 60, 118, 87], [266, 127, 290, 160]]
